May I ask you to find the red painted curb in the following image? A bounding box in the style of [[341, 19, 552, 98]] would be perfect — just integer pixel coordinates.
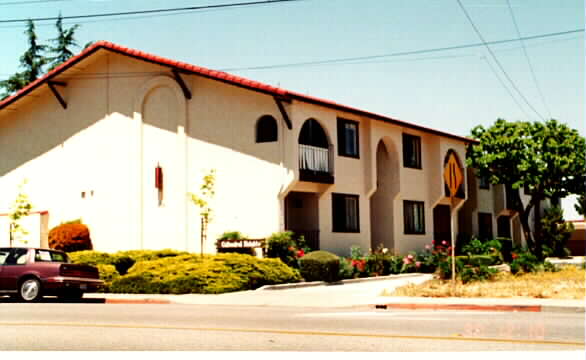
[[105, 299, 171, 305], [375, 303, 542, 312]]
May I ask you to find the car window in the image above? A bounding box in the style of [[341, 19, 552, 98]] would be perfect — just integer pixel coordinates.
[[35, 250, 68, 263], [0, 250, 9, 265], [3, 248, 29, 265]]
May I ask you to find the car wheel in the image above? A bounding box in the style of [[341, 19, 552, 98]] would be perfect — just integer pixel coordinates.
[[19, 278, 42, 302]]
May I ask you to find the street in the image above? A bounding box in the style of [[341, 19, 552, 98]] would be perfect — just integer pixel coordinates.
[[0, 300, 583, 351]]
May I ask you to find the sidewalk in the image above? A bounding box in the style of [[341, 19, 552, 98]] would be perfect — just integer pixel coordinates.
[[86, 273, 585, 313]]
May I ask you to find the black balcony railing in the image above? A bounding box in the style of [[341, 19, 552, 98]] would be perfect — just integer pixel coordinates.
[[289, 229, 320, 251]]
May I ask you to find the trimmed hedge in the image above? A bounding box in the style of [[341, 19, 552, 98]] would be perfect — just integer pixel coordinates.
[[109, 253, 301, 294], [299, 250, 340, 282], [48, 223, 93, 252]]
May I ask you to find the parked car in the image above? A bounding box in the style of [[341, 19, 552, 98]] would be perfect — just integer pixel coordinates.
[[0, 247, 103, 302]]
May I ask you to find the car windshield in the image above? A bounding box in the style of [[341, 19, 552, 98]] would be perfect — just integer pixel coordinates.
[[34, 249, 69, 263]]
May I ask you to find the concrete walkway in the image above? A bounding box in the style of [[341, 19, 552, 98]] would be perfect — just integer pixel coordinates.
[[86, 273, 585, 313]]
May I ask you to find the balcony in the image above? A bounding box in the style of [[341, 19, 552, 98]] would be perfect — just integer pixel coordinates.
[[299, 144, 334, 184]]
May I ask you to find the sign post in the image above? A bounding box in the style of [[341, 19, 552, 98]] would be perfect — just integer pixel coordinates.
[[443, 153, 463, 294]]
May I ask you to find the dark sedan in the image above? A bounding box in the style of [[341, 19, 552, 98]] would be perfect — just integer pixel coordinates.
[[0, 247, 103, 302]]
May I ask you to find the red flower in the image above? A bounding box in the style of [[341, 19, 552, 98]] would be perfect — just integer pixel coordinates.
[[512, 253, 518, 260], [297, 249, 305, 258]]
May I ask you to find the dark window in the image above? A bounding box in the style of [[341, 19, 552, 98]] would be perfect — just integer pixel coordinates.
[[403, 134, 422, 169], [478, 212, 493, 240], [337, 118, 359, 158], [256, 115, 278, 143], [404, 201, 425, 234], [479, 175, 490, 189], [332, 193, 360, 233]]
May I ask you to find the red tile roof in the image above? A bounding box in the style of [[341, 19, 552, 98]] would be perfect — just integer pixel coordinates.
[[0, 40, 474, 143]]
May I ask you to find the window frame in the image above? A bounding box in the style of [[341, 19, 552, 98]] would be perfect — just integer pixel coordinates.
[[337, 118, 360, 159], [404, 200, 426, 235], [332, 193, 360, 233], [402, 133, 422, 169], [255, 115, 278, 143]]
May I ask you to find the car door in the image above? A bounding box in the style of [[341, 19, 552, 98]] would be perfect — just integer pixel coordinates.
[[0, 248, 30, 291]]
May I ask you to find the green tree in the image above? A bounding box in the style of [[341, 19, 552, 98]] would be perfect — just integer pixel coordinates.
[[189, 169, 216, 256], [9, 180, 34, 246], [0, 19, 47, 98], [47, 13, 80, 70], [467, 119, 585, 260]]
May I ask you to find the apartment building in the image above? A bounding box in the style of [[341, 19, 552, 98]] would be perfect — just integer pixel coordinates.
[[1, 41, 476, 255]]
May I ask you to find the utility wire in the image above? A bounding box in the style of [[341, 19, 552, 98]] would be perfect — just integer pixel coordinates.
[[221, 28, 583, 71], [456, 0, 545, 121], [0, 0, 304, 23], [506, 0, 552, 119]]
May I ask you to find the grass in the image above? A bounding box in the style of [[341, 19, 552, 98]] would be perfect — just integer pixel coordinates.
[[385, 266, 586, 299]]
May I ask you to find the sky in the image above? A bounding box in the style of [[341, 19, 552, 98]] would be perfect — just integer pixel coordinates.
[[0, 0, 584, 137]]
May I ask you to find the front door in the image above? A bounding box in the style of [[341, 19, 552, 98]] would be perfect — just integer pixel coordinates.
[[433, 205, 451, 243]]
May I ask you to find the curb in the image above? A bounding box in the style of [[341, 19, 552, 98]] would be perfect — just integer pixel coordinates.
[[258, 273, 429, 291], [372, 303, 585, 313], [104, 298, 172, 305]]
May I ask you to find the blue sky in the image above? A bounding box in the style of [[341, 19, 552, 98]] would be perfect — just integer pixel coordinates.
[[1, 0, 584, 137]]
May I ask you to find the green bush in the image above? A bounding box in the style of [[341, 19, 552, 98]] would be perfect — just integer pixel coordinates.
[[460, 264, 498, 283], [540, 206, 574, 258], [96, 264, 120, 292], [69, 249, 189, 275], [109, 253, 301, 294], [266, 231, 299, 267], [338, 257, 354, 279], [510, 250, 540, 274], [456, 254, 500, 267], [298, 250, 340, 282], [218, 231, 246, 240]]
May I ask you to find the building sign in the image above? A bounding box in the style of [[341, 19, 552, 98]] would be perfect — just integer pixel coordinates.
[[217, 239, 265, 249]]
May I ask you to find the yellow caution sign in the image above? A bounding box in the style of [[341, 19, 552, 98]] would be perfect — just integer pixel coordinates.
[[444, 153, 463, 198]]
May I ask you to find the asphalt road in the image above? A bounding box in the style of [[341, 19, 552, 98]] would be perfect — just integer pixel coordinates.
[[0, 300, 584, 351]]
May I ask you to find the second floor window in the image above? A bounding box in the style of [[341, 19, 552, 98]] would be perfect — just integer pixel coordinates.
[[403, 133, 422, 169], [337, 118, 359, 158], [256, 115, 278, 143]]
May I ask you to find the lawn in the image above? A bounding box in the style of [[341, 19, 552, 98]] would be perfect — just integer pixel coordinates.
[[385, 266, 585, 299]]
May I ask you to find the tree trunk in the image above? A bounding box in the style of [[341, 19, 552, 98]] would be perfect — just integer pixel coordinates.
[[511, 186, 534, 250], [534, 199, 544, 261]]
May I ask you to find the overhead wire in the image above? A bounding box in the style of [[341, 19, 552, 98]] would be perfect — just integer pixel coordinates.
[[456, 0, 545, 121], [0, 0, 305, 24], [505, 0, 552, 119]]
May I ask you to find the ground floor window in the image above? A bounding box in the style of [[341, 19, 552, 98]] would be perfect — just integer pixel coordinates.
[[404, 200, 425, 234], [332, 193, 359, 233]]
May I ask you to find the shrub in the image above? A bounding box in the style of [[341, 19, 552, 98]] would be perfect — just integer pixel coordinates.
[[510, 250, 540, 274], [460, 264, 498, 283], [338, 257, 354, 279], [218, 231, 246, 240], [298, 250, 340, 282], [266, 231, 301, 268], [539, 206, 574, 258], [109, 253, 301, 294], [48, 223, 93, 252], [69, 249, 187, 275], [96, 264, 120, 292]]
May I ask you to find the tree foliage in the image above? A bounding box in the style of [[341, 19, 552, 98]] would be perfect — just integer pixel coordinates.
[[48, 14, 80, 70], [467, 119, 585, 259]]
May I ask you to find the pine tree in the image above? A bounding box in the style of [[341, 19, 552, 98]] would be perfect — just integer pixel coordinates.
[[48, 14, 80, 70]]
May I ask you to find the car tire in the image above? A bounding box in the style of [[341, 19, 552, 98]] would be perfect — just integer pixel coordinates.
[[19, 278, 42, 302]]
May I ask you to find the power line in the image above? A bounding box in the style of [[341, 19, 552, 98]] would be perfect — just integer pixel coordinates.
[[506, 0, 552, 119], [0, 0, 69, 6], [220, 28, 584, 71], [456, 0, 545, 121], [0, 0, 304, 24]]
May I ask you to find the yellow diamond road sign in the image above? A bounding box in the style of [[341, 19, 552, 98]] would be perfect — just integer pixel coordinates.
[[444, 153, 463, 198]]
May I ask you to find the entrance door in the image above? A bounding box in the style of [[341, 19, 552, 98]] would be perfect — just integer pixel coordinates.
[[285, 192, 319, 250], [433, 205, 451, 243]]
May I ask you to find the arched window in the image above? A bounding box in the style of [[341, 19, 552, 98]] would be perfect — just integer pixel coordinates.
[[298, 118, 329, 148], [256, 115, 278, 143]]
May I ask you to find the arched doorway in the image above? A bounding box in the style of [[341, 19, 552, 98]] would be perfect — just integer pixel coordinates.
[[370, 139, 399, 250]]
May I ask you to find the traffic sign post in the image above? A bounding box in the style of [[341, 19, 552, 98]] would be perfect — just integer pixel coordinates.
[[443, 153, 463, 294]]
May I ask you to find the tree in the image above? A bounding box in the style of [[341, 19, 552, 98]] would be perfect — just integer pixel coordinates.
[[0, 19, 47, 98], [9, 180, 34, 247], [189, 169, 216, 256], [467, 119, 586, 260], [47, 14, 80, 70]]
